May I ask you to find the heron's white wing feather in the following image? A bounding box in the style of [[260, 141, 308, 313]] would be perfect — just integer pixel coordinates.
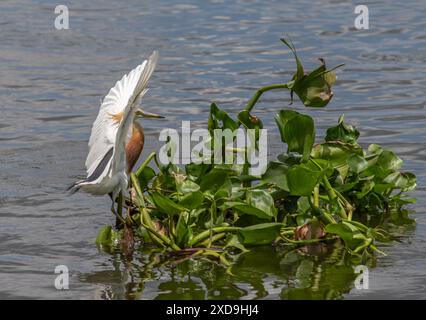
[[84, 53, 157, 177], [113, 51, 158, 172]]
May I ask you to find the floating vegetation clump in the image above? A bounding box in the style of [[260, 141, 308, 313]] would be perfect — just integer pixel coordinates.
[[96, 39, 416, 264]]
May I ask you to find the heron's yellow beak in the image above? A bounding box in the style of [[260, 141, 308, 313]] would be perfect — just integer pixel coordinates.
[[135, 108, 165, 119]]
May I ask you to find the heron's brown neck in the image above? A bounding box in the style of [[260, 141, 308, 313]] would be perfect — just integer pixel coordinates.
[[125, 121, 145, 173]]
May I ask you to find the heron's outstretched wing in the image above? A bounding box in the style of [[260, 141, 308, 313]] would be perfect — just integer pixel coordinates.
[[84, 51, 158, 180], [113, 51, 159, 172]]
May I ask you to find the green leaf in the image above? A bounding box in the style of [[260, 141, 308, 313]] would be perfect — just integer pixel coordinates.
[[226, 189, 277, 220], [377, 150, 403, 171], [391, 195, 417, 207], [175, 212, 192, 247], [246, 190, 277, 218], [311, 142, 363, 179], [291, 64, 335, 107], [297, 196, 311, 214], [208, 102, 239, 131], [174, 174, 200, 194], [325, 222, 366, 251], [325, 223, 354, 243], [152, 172, 177, 192], [356, 180, 375, 199], [277, 152, 302, 166], [238, 110, 264, 147], [150, 192, 187, 216], [238, 110, 264, 130], [224, 234, 249, 253], [199, 168, 232, 194], [281, 38, 304, 79], [368, 144, 383, 155], [286, 160, 330, 196], [384, 172, 417, 192], [347, 154, 368, 173], [325, 115, 360, 145], [281, 38, 341, 108], [179, 191, 205, 210], [137, 166, 156, 190], [275, 110, 315, 161], [185, 163, 212, 181], [96, 226, 112, 245], [227, 202, 273, 221], [261, 161, 290, 191], [238, 223, 283, 245]]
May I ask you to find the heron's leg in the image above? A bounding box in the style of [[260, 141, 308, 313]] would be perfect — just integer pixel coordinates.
[[118, 191, 124, 221], [110, 192, 125, 228]]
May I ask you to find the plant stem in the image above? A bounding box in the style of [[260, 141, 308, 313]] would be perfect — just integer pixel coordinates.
[[313, 186, 320, 208], [117, 191, 123, 220], [322, 177, 348, 219], [282, 235, 336, 245], [320, 211, 336, 224], [130, 173, 145, 207], [131, 173, 179, 250], [139, 205, 165, 247], [241, 83, 289, 186], [334, 189, 354, 221], [190, 227, 241, 247], [244, 83, 290, 112], [140, 208, 180, 251], [111, 202, 126, 226], [201, 233, 226, 247], [136, 152, 157, 177]]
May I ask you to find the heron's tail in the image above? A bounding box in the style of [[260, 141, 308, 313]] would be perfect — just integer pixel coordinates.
[[66, 179, 86, 194]]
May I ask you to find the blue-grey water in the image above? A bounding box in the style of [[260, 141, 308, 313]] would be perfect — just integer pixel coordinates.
[[0, 0, 425, 299]]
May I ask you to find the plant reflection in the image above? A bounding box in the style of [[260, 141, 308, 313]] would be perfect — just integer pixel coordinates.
[[81, 240, 381, 300]]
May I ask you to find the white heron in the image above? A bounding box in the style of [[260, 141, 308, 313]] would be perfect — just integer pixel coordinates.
[[69, 51, 163, 222]]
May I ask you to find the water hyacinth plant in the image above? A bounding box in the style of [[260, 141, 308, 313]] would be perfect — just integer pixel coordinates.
[[96, 39, 416, 264]]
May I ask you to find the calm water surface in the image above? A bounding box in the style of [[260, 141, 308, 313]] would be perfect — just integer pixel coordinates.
[[1, 0, 425, 299]]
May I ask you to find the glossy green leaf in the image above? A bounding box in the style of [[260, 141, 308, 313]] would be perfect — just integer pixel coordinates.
[[347, 154, 368, 173], [96, 225, 112, 245], [199, 168, 232, 194], [356, 180, 375, 199], [179, 191, 205, 210], [325, 222, 367, 251], [227, 202, 272, 221], [281, 38, 340, 108], [238, 110, 264, 147], [377, 150, 403, 171], [150, 192, 187, 216], [175, 212, 192, 247], [238, 110, 264, 130], [137, 166, 156, 190], [286, 160, 330, 196], [224, 234, 249, 253], [227, 189, 277, 220], [275, 110, 315, 161], [246, 190, 277, 219], [208, 102, 239, 131], [311, 142, 363, 178], [383, 172, 417, 192], [174, 175, 200, 194], [238, 223, 283, 245], [261, 161, 290, 191], [325, 115, 360, 145]]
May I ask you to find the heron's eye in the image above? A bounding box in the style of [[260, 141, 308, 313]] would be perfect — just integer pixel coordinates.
[[108, 111, 124, 124]]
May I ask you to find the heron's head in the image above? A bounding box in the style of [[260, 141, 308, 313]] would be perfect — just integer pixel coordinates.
[[135, 108, 165, 119]]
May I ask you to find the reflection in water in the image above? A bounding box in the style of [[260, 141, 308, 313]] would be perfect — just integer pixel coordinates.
[[80, 208, 415, 300], [81, 242, 377, 300], [1, 0, 425, 299]]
